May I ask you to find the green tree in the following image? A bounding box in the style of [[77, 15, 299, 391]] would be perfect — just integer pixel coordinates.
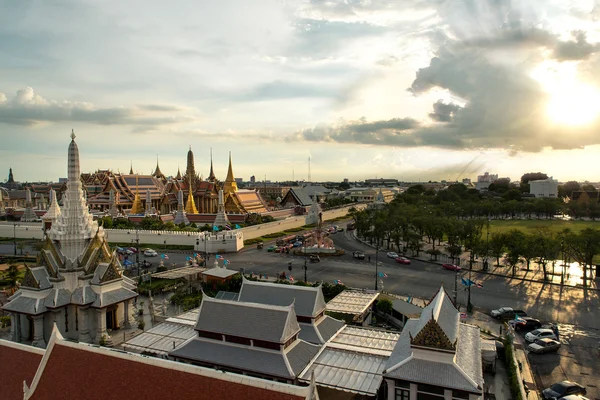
[[377, 298, 393, 320], [505, 230, 525, 276], [489, 233, 506, 267], [7, 264, 19, 288]]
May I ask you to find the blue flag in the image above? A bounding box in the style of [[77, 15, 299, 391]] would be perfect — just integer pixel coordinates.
[[213, 225, 219, 231], [235, 224, 240, 229]]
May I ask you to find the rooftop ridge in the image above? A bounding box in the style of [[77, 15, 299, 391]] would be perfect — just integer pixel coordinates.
[[203, 294, 295, 312]]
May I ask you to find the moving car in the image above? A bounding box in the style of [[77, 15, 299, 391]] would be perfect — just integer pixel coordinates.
[[442, 263, 461, 271], [528, 338, 561, 354], [490, 307, 528, 320], [395, 256, 411, 265], [267, 245, 277, 252], [525, 328, 557, 343], [128, 247, 139, 254], [542, 381, 587, 400], [509, 317, 542, 332], [352, 251, 365, 260], [309, 255, 321, 263], [386, 252, 399, 259], [143, 249, 158, 257]]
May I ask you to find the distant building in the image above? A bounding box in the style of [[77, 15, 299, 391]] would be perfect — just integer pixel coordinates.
[[250, 175, 256, 183], [529, 177, 558, 198], [235, 178, 243, 184], [462, 178, 471, 185], [365, 178, 399, 187], [475, 172, 498, 191], [343, 178, 349, 183]]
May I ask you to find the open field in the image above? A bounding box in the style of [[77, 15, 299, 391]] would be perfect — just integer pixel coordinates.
[[488, 219, 600, 235]]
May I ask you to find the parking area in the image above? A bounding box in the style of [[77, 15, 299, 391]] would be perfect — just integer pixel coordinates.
[[525, 323, 600, 400]]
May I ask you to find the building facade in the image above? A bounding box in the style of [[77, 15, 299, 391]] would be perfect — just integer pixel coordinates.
[[2, 131, 138, 347], [529, 177, 558, 198]]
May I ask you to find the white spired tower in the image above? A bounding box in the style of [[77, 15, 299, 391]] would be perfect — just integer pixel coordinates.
[[3, 130, 138, 347], [48, 130, 100, 265]]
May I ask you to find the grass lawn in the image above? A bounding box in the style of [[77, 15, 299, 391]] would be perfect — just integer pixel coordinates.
[[488, 219, 600, 236]]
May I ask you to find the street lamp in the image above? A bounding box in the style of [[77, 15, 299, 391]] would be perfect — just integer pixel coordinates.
[[132, 228, 140, 276], [13, 220, 17, 256], [374, 240, 379, 291], [303, 240, 307, 283]]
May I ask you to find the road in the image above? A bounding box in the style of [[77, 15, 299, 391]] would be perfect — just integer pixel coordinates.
[[3, 228, 600, 330]]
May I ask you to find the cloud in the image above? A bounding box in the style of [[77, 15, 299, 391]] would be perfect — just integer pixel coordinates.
[[0, 87, 195, 127], [234, 80, 335, 101], [429, 100, 462, 122], [553, 31, 600, 60]]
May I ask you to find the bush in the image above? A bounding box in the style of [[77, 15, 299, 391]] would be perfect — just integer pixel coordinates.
[[503, 338, 524, 400], [0, 316, 11, 328], [170, 291, 203, 311]]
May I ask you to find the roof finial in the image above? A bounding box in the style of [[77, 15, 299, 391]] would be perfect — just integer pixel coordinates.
[[70, 129, 76, 140]]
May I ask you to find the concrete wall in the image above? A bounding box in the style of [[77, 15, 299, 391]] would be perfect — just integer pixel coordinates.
[[0, 203, 363, 250]]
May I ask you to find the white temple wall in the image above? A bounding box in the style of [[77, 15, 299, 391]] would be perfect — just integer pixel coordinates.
[[43, 313, 54, 343], [19, 314, 30, 341], [89, 309, 98, 341]]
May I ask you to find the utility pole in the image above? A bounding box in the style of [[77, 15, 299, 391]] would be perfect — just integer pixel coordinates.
[[453, 268, 458, 306], [134, 228, 140, 276], [303, 240, 307, 283], [13, 220, 17, 256], [375, 241, 379, 291]]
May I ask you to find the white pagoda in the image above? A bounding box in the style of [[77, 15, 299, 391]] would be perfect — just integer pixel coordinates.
[[2, 131, 137, 347]]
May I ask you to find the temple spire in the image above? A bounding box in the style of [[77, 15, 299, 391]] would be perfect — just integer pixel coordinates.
[[186, 146, 196, 181], [130, 174, 144, 215], [184, 174, 198, 214], [129, 161, 134, 175], [153, 155, 164, 179], [223, 151, 238, 193], [208, 148, 216, 183], [176, 166, 182, 180]]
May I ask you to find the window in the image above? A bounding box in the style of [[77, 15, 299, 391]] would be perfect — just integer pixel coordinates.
[[417, 383, 444, 400], [395, 388, 410, 400], [452, 390, 470, 399]]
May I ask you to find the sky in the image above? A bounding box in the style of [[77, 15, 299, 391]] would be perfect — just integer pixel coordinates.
[[1, 0, 600, 183]]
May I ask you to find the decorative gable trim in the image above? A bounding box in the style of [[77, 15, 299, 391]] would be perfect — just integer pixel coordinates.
[[100, 263, 121, 283], [410, 316, 456, 351], [22, 268, 40, 289]]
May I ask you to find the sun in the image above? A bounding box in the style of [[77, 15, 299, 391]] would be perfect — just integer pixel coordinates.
[[531, 60, 600, 126], [546, 84, 600, 126]]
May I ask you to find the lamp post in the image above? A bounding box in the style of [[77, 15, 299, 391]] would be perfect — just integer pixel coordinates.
[[374, 240, 379, 291], [13, 220, 17, 256], [303, 240, 307, 283], [133, 228, 140, 277]]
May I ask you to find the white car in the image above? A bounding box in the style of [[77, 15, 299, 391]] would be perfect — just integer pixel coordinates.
[[525, 328, 557, 343], [143, 249, 158, 257], [386, 252, 399, 259]]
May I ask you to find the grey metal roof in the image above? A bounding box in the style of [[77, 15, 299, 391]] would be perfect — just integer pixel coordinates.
[[384, 317, 482, 392], [30, 267, 52, 290], [286, 187, 313, 206], [391, 299, 424, 318], [299, 347, 388, 396], [286, 340, 321, 375], [170, 338, 295, 378], [71, 286, 97, 306], [43, 288, 71, 308], [201, 267, 239, 279], [195, 297, 300, 343], [411, 286, 459, 343], [330, 326, 400, 355], [238, 279, 326, 317], [91, 287, 137, 308], [302, 185, 331, 198], [316, 316, 345, 342], [298, 323, 323, 344], [2, 293, 48, 315]]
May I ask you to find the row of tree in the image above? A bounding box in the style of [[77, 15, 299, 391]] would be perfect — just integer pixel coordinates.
[[350, 198, 600, 286]]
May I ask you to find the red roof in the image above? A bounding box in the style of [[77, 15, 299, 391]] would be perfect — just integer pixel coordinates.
[[26, 334, 312, 400], [0, 340, 44, 400]]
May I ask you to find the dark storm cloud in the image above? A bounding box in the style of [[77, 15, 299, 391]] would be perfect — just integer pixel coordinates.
[[429, 101, 462, 122]]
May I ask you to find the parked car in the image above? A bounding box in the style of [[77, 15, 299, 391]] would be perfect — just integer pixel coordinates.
[[139, 260, 152, 268], [395, 257, 411, 265], [309, 255, 321, 263], [542, 381, 587, 400], [442, 263, 461, 271], [257, 242, 264, 250], [143, 249, 158, 257], [292, 241, 303, 247], [509, 317, 542, 332], [267, 245, 277, 252], [337, 227, 344, 232], [128, 247, 139, 254], [386, 252, 399, 259], [561, 396, 590, 400], [525, 328, 557, 343], [490, 307, 528, 320], [528, 338, 561, 354], [353, 251, 365, 260]]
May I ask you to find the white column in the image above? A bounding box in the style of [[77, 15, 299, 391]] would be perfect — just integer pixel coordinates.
[[9, 313, 17, 342], [386, 379, 395, 400], [31, 315, 46, 348], [123, 300, 131, 328], [95, 309, 113, 346], [77, 307, 91, 343]]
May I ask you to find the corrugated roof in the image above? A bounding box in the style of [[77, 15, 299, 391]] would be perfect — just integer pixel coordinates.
[[326, 290, 379, 315], [201, 267, 239, 279], [195, 297, 300, 343], [123, 322, 196, 356], [329, 326, 400, 356], [238, 279, 326, 318], [299, 348, 387, 396]]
